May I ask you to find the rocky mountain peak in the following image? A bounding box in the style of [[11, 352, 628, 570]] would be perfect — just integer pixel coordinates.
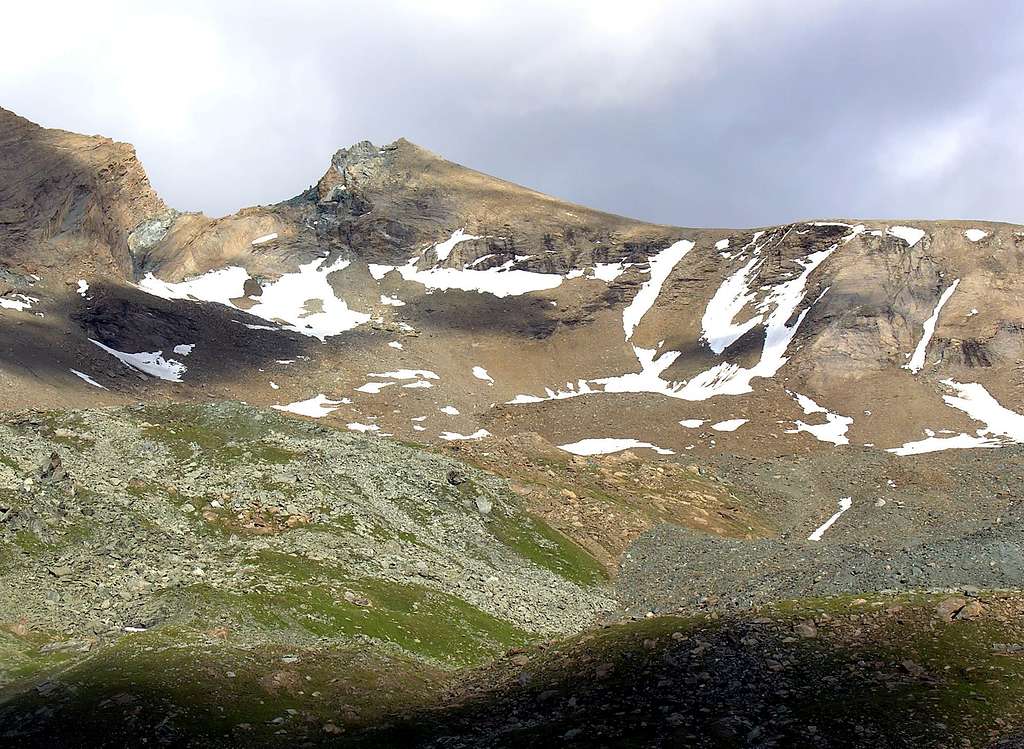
[[0, 108, 167, 281]]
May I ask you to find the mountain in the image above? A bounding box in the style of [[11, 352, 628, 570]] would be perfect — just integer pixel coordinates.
[[1, 108, 1023, 748], [2, 107, 1021, 457]]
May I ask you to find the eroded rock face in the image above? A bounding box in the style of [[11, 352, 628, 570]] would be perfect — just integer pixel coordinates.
[[0, 107, 167, 280]]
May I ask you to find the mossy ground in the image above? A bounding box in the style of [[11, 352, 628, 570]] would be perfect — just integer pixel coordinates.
[[0, 630, 447, 747], [351, 592, 1024, 747], [2, 584, 1022, 747], [485, 509, 607, 586], [136, 403, 302, 465], [764, 593, 1024, 743], [168, 548, 531, 668], [0, 628, 75, 684]]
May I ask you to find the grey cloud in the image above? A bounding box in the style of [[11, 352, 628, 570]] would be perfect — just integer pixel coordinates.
[[3, 1, 1022, 227]]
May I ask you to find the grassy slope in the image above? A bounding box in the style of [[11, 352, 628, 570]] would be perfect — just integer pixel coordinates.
[[2, 593, 1021, 747]]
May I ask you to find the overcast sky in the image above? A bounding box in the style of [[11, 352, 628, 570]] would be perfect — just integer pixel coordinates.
[[3, 1, 1023, 227]]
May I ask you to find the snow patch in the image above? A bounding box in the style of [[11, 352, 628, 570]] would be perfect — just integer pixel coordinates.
[[77, 280, 89, 296], [346, 422, 380, 432], [251, 233, 278, 246], [504, 227, 853, 407], [711, 419, 747, 432], [90, 339, 187, 382], [964, 229, 988, 242], [70, 369, 107, 390], [701, 256, 763, 354], [557, 438, 674, 456], [395, 259, 563, 298], [888, 433, 998, 455], [786, 391, 853, 445], [439, 429, 490, 441], [595, 347, 681, 398], [904, 279, 959, 374], [140, 267, 249, 307], [941, 380, 1024, 442], [173, 344, 195, 356], [622, 240, 694, 340], [591, 262, 627, 282], [468, 254, 496, 268], [0, 294, 38, 311], [439, 405, 460, 415], [140, 258, 370, 341], [273, 394, 347, 418], [472, 366, 494, 384], [808, 497, 852, 541], [368, 369, 439, 380], [433, 228, 482, 262], [355, 382, 393, 394], [888, 380, 1024, 454], [508, 394, 544, 404], [886, 226, 926, 247], [679, 419, 704, 428], [678, 244, 839, 400], [246, 257, 369, 340], [380, 294, 405, 307]]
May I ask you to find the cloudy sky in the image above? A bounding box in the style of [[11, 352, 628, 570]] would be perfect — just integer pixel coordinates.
[[4, 1, 1023, 227]]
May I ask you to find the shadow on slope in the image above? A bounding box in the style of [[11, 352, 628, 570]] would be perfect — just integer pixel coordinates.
[[1, 594, 1021, 748]]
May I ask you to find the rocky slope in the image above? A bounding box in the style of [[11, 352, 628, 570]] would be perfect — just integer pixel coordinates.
[[2, 403, 1022, 748]]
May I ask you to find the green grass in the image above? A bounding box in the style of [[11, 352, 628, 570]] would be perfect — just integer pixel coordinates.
[[875, 615, 1024, 737], [12, 529, 46, 553], [133, 403, 302, 465], [179, 551, 531, 667], [486, 511, 607, 586], [0, 631, 446, 746], [0, 628, 77, 686], [754, 593, 1024, 743], [3, 594, 1023, 748], [0, 448, 20, 470], [141, 421, 299, 465]]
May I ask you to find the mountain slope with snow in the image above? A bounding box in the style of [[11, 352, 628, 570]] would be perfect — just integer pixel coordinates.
[[1, 108, 1023, 463]]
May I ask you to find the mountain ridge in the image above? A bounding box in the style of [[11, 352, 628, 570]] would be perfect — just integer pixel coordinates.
[[1, 105, 1023, 462]]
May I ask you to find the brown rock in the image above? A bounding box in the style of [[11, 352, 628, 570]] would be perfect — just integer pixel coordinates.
[[954, 599, 984, 620], [936, 597, 969, 621]]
